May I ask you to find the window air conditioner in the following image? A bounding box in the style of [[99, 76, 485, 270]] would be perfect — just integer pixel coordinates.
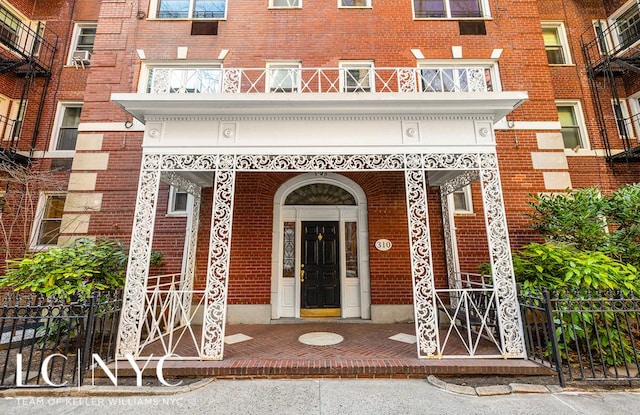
[[72, 50, 91, 66]]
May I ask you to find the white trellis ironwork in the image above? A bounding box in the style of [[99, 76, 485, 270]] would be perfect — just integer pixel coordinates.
[[116, 151, 525, 360]]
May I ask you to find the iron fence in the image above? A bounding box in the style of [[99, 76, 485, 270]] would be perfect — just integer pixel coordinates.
[[0, 290, 122, 388], [520, 288, 640, 386]]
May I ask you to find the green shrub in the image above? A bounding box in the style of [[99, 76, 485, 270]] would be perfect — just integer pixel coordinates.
[[514, 243, 639, 295], [0, 238, 127, 299]]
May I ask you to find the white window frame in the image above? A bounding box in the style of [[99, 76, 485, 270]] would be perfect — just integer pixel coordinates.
[[167, 186, 189, 216], [270, 0, 301, 8], [450, 184, 473, 214], [627, 92, 640, 143], [150, 0, 228, 20], [608, 0, 640, 50], [266, 61, 301, 93], [541, 21, 573, 65], [339, 61, 375, 93], [49, 101, 82, 154], [611, 99, 635, 140], [0, 94, 25, 142], [592, 19, 614, 55], [140, 62, 223, 93], [338, 0, 371, 8], [417, 60, 501, 92], [556, 100, 590, 150], [67, 22, 97, 66], [412, 0, 491, 20], [29, 193, 66, 250]]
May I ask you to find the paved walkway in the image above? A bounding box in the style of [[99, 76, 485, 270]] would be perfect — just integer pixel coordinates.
[[111, 322, 552, 378], [2, 379, 640, 415]]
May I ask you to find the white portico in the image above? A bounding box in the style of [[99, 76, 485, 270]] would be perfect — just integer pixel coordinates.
[[111, 66, 528, 360]]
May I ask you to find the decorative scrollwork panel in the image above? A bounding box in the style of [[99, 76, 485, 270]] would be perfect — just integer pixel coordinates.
[[117, 155, 162, 358], [405, 169, 439, 358], [201, 170, 236, 359], [479, 153, 525, 358]]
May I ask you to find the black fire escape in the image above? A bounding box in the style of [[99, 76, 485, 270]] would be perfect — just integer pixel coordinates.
[[582, 19, 640, 164], [0, 7, 57, 166]]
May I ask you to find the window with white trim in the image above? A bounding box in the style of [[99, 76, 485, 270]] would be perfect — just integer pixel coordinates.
[[340, 61, 374, 92], [413, 0, 490, 19], [144, 64, 223, 93], [557, 101, 589, 149], [418, 63, 496, 92], [31, 194, 66, 247], [51, 102, 82, 151], [611, 2, 640, 49], [168, 186, 189, 216], [340, 0, 370, 7], [0, 5, 21, 48], [68, 22, 97, 66], [151, 0, 227, 19], [451, 185, 473, 214], [0, 94, 25, 142], [612, 99, 635, 139], [267, 62, 301, 92], [593, 20, 613, 55], [542, 22, 572, 65], [270, 0, 300, 7]]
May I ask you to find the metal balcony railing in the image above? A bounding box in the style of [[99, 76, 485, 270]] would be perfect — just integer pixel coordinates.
[[146, 66, 496, 95], [0, 8, 57, 75], [583, 17, 640, 75]]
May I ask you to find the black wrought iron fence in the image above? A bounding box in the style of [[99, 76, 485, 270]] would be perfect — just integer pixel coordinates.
[[0, 290, 122, 388], [520, 288, 640, 387]]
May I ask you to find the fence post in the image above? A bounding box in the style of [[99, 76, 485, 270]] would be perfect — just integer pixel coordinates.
[[543, 289, 565, 387], [79, 294, 96, 386]]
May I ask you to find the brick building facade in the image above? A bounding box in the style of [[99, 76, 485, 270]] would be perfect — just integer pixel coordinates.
[[1, 0, 639, 359]]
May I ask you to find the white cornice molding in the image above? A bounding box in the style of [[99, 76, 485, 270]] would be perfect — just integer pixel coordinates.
[[143, 114, 495, 122], [112, 91, 528, 123]]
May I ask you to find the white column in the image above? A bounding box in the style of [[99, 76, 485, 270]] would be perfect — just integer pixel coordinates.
[[479, 153, 526, 358], [201, 169, 236, 360], [405, 169, 439, 358], [116, 154, 162, 358]]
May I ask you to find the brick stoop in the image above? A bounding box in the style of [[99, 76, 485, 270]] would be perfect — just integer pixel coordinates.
[[102, 323, 553, 379]]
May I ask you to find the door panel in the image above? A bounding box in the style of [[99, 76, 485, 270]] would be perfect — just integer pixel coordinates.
[[301, 221, 340, 310]]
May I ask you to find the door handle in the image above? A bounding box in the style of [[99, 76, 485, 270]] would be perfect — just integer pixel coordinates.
[[300, 269, 305, 282]]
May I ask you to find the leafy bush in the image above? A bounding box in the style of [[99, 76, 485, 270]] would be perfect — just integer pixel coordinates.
[[514, 243, 639, 367], [514, 243, 639, 295], [0, 238, 127, 299], [527, 184, 640, 268]]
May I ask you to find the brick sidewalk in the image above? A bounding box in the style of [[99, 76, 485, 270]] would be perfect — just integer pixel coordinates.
[[109, 323, 553, 379]]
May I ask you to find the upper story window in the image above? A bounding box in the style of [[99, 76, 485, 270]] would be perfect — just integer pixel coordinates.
[[542, 22, 572, 65], [413, 0, 490, 19], [340, 61, 374, 92], [340, 0, 371, 7], [270, 0, 301, 7], [68, 22, 97, 66], [144, 64, 223, 93], [51, 102, 82, 151], [419, 63, 496, 92], [153, 0, 227, 19], [0, 5, 20, 48], [612, 2, 640, 49], [557, 101, 589, 150], [267, 62, 301, 92]]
